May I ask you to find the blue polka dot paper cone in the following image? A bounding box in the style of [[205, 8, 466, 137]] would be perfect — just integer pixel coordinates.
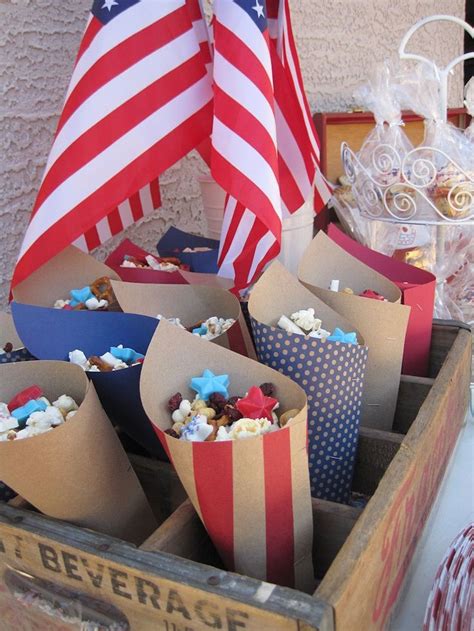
[[111, 281, 256, 359], [0, 313, 35, 365], [249, 262, 369, 504]]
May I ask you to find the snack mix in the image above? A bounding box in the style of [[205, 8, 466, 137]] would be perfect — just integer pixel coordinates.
[[277, 307, 358, 344], [0, 386, 78, 441], [330, 279, 387, 301], [69, 345, 144, 372], [157, 315, 236, 341], [165, 373, 299, 442], [54, 276, 118, 311], [120, 254, 190, 272]]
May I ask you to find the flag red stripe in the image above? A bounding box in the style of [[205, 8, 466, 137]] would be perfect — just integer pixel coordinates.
[[212, 151, 281, 240], [57, 7, 191, 135], [277, 153, 305, 211], [84, 226, 100, 251], [193, 442, 234, 570], [199, 41, 212, 65], [186, 0, 203, 21], [107, 207, 123, 236], [12, 106, 212, 287], [263, 429, 295, 587], [129, 192, 143, 221], [34, 55, 204, 213], [214, 88, 279, 179], [76, 17, 102, 63], [149, 178, 161, 208], [217, 23, 274, 107]]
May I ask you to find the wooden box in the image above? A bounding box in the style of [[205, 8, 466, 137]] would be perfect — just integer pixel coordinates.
[[0, 321, 470, 630], [313, 109, 469, 183]]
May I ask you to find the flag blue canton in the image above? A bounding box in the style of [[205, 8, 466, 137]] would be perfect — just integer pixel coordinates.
[[232, 0, 268, 32], [91, 0, 141, 25]]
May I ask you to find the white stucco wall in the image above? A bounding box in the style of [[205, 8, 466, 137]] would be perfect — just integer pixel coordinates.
[[0, 0, 466, 307]]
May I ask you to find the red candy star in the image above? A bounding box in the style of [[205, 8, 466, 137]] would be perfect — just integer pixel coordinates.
[[360, 289, 386, 301], [8, 385, 43, 412], [235, 386, 278, 421]]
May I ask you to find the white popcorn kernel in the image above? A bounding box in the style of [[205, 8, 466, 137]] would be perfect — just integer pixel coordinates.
[[0, 416, 18, 432], [277, 315, 305, 335], [0, 402, 11, 418], [227, 418, 272, 440], [65, 410, 78, 421], [100, 352, 123, 368], [53, 299, 70, 309], [171, 409, 185, 423], [85, 297, 108, 310], [53, 395, 78, 415], [215, 426, 231, 441], [290, 308, 322, 333], [179, 399, 192, 415], [112, 361, 129, 371], [69, 349, 88, 368], [26, 411, 54, 433], [45, 406, 65, 426]]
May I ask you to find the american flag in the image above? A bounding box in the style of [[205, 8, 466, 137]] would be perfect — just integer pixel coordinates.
[[214, 0, 331, 289], [12, 0, 212, 289], [212, 0, 282, 287]]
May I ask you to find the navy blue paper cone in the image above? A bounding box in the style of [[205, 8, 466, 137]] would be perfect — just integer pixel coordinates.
[[11, 303, 166, 458], [157, 227, 219, 273], [248, 262, 369, 504]]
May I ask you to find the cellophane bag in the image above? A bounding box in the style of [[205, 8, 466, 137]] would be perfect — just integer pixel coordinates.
[[464, 77, 474, 143]]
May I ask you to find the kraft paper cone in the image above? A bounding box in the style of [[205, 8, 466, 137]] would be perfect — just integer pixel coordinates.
[[140, 319, 314, 592], [112, 281, 256, 359], [0, 361, 156, 543], [298, 232, 410, 431], [105, 239, 189, 285], [157, 227, 219, 273], [0, 313, 34, 364], [249, 262, 368, 503], [11, 304, 165, 457], [328, 225, 436, 377], [12, 245, 120, 307]]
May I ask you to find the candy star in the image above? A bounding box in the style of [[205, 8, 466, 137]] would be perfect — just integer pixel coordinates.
[[327, 328, 358, 345], [110, 345, 144, 364], [235, 386, 277, 421], [69, 286, 94, 306], [11, 399, 48, 426], [360, 289, 386, 301], [190, 369, 230, 400], [8, 386, 43, 412], [192, 325, 208, 336]]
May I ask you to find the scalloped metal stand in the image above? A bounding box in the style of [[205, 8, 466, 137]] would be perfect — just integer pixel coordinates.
[[341, 14, 474, 226]]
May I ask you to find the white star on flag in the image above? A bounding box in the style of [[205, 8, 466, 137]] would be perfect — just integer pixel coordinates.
[[252, 0, 265, 18], [102, 0, 119, 11]]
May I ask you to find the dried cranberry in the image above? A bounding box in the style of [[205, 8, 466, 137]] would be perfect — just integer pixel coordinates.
[[209, 393, 227, 411], [167, 392, 182, 412], [224, 405, 243, 423], [164, 428, 180, 439], [3, 343, 13, 353], [227, 396, 240, 406], [259, 382, 275, 397]]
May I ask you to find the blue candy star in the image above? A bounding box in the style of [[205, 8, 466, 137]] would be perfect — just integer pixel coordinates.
[[69, 286, 94, 306], [12, 398, 47, 426], [110, 346, 144, 364], [190, 369, 230, 400], [192, 325, 208, 336], [327, 328, 358, 345]]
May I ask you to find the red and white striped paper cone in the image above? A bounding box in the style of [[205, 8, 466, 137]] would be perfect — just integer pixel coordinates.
[[423, 524, 473, 631], [140, 319, 314, 592], [112, 281, 256, 359]]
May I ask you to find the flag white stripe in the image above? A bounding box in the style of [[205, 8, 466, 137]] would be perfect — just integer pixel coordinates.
[[218, 195, 237, 260], [44, 29, 199, 176], [314, 168, 333, 203], [275, 103, 312, 198], [139, 182, 155, 216], [247, 230, 276, 282], [96, 215, 112, 243], [213, 119, 281, 220], [215, 0, 274, 82], [118, 198, 134, 228], [65, 1, 182, 100], [21, 76, 211, 256], [219, 208, 255, 277], [73, 234, 88, 251], [214, 51, 277, 146]]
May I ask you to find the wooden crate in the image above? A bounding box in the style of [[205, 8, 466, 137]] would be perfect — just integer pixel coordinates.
[[313, 109, 469, 183], [0, 321, 470, 631]]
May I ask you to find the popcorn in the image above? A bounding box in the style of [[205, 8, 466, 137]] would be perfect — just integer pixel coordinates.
[[165, 380, 297, 443], [0, 390, 79, 440], [160, 316, 236, 340], [277, 315, 305, 335], [69, 349, 88, 368], [290, 308, 322, 333], [85, 297, 109, 311], [120, 254, 188, 272]]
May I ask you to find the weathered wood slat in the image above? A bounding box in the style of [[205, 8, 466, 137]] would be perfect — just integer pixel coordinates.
[[393, 375, 434, 434], [353, 427, 404, 495]]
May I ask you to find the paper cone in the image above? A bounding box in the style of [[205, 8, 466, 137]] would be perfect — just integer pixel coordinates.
[[0, 361, 156, 543], [105, 239, 189, 285], [157, 227, 219, 273], [11, 303, 165, 457], [298, 232, 410, 431], [140, 319, 314, 592], [249, 262, 368, 503], [328, 225, 436, 376], [112, 281, 256, 359], [0, 313, 35, 364], [12, 246, 120, 307]]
